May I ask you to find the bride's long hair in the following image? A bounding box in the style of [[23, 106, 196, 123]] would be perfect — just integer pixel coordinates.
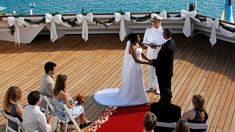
[[127, 33, 138, 45]]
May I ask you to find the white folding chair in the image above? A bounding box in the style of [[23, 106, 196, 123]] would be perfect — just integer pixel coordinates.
[[49, 98, 81, 132], [156, 121, 208, 132], [40, 95, 54, 117], [156, 121, 176, 128], [0, 108, 24, 132], [188, 123, 208, 132]]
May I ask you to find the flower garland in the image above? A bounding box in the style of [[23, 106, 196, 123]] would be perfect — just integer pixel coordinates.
[[9, 26, 15, 35], [220, 23, 235, 32], [6, 11, 235, 36], [6, 12, 163, 35], [62, 17, 79, 27], [131, 14, 151, 22], [195, 14, 207, 22], [24, 17, 46, 25], [93, 17, 115, 27]]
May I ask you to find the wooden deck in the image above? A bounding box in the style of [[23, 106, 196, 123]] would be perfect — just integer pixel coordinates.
[[0, 34, 234, 132]]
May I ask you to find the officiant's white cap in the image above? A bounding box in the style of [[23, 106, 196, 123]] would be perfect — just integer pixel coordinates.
[[151, 14, 162, 23]]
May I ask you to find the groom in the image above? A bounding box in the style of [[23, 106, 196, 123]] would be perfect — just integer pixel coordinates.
[[151, 28, 175, 100]]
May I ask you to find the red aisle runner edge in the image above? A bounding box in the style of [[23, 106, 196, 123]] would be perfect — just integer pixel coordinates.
[[97, 104, 150, 132]]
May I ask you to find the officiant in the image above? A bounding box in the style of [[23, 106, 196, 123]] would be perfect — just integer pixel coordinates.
[[143, 14, 165, 94]]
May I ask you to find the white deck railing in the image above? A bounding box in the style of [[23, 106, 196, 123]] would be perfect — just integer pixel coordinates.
[[0, 12, 234, 45]]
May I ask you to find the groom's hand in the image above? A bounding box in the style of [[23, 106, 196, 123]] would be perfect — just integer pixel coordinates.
[[150, 45, 157, 49], [149, 60, 154, 66], [150, 59, 157, 66]]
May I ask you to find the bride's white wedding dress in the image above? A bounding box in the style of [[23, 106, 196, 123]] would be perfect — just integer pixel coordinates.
[[94, 41, 149, 106]]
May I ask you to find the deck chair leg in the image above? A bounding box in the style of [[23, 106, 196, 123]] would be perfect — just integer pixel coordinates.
[[71, 117, 80, 131], [64, 121, 68, 132], [6, 121, 8, 132]]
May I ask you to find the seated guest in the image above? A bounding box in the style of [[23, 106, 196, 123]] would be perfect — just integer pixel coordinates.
[[143, 112, 157, 132], [150, 88, 181, 132], [53, 74, 91, 128], [175, 118, 190, 132], [3, 86, 23, 131], [40, 62, 57, 109], [182, 95, 208, 132], [40, 61, 57, 97], [23, 91, 59, 132]]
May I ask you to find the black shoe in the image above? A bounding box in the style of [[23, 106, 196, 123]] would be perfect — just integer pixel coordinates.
[[68, 120, 73, 125], [146, 87, 153, 92], [79, 121, 92, 129]]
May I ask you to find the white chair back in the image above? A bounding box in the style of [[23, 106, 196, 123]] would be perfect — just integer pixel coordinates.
[[156, 121, 208, 132], [0, 108, 24, 132], [40, 95, 54, 117], [188, 123, 208, 131], [156, 121, 176, 128], [49, 98, 81, 132]]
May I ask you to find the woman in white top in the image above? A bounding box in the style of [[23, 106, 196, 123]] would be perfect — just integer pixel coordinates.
[[94, 33, 150, 106]]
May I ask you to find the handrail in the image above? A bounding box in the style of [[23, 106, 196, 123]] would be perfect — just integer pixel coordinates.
[[0, 12, 180, 18], [196, 14, 235, 26], [0, 11, 235, 27]]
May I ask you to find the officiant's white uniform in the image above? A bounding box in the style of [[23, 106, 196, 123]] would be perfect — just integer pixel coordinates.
[[143, 14, 165, 94]]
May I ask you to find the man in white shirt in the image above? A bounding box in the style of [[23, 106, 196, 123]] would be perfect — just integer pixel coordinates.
[[23, 91, 53, 132], [40, 62, 56, 109], [143, 14, 165, 94], [40, 62, 56, 98]]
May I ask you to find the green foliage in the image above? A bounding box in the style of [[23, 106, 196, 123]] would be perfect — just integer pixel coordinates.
[[93, 18, 115, 27], [9, 26, 15, 35], [131, 14, 151, 22], [62, 17, 80, 27], [8, 10, 186, 35], [24, 18, 46, 25]]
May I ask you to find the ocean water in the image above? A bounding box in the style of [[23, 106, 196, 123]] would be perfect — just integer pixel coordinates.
[[1, 0, 235, 19]]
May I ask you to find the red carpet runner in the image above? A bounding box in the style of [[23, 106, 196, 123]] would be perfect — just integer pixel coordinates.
[[97, 104, 150, 132]]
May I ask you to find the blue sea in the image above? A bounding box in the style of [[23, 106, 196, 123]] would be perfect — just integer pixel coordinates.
[[1, 0, 235, 19]]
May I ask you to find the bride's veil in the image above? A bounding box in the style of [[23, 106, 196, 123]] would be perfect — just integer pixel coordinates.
[[121, 40, 132, 85]]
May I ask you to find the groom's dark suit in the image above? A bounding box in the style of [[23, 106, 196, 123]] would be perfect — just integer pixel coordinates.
[[150, 101, 181, 132], [152, 39, 175, 98]]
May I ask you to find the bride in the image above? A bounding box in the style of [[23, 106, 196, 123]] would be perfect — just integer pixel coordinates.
[[94, 33, 150, 106]]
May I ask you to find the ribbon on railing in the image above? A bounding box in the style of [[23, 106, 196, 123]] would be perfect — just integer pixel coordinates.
[[181, 10, 197, 37], [76, 13, 93, 41], [45, 13, 62, 42], [159, 11, 167, 19], [114, 12, 131, 41], [7, 17, 24, 45], [206, 18, 219, 46]]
